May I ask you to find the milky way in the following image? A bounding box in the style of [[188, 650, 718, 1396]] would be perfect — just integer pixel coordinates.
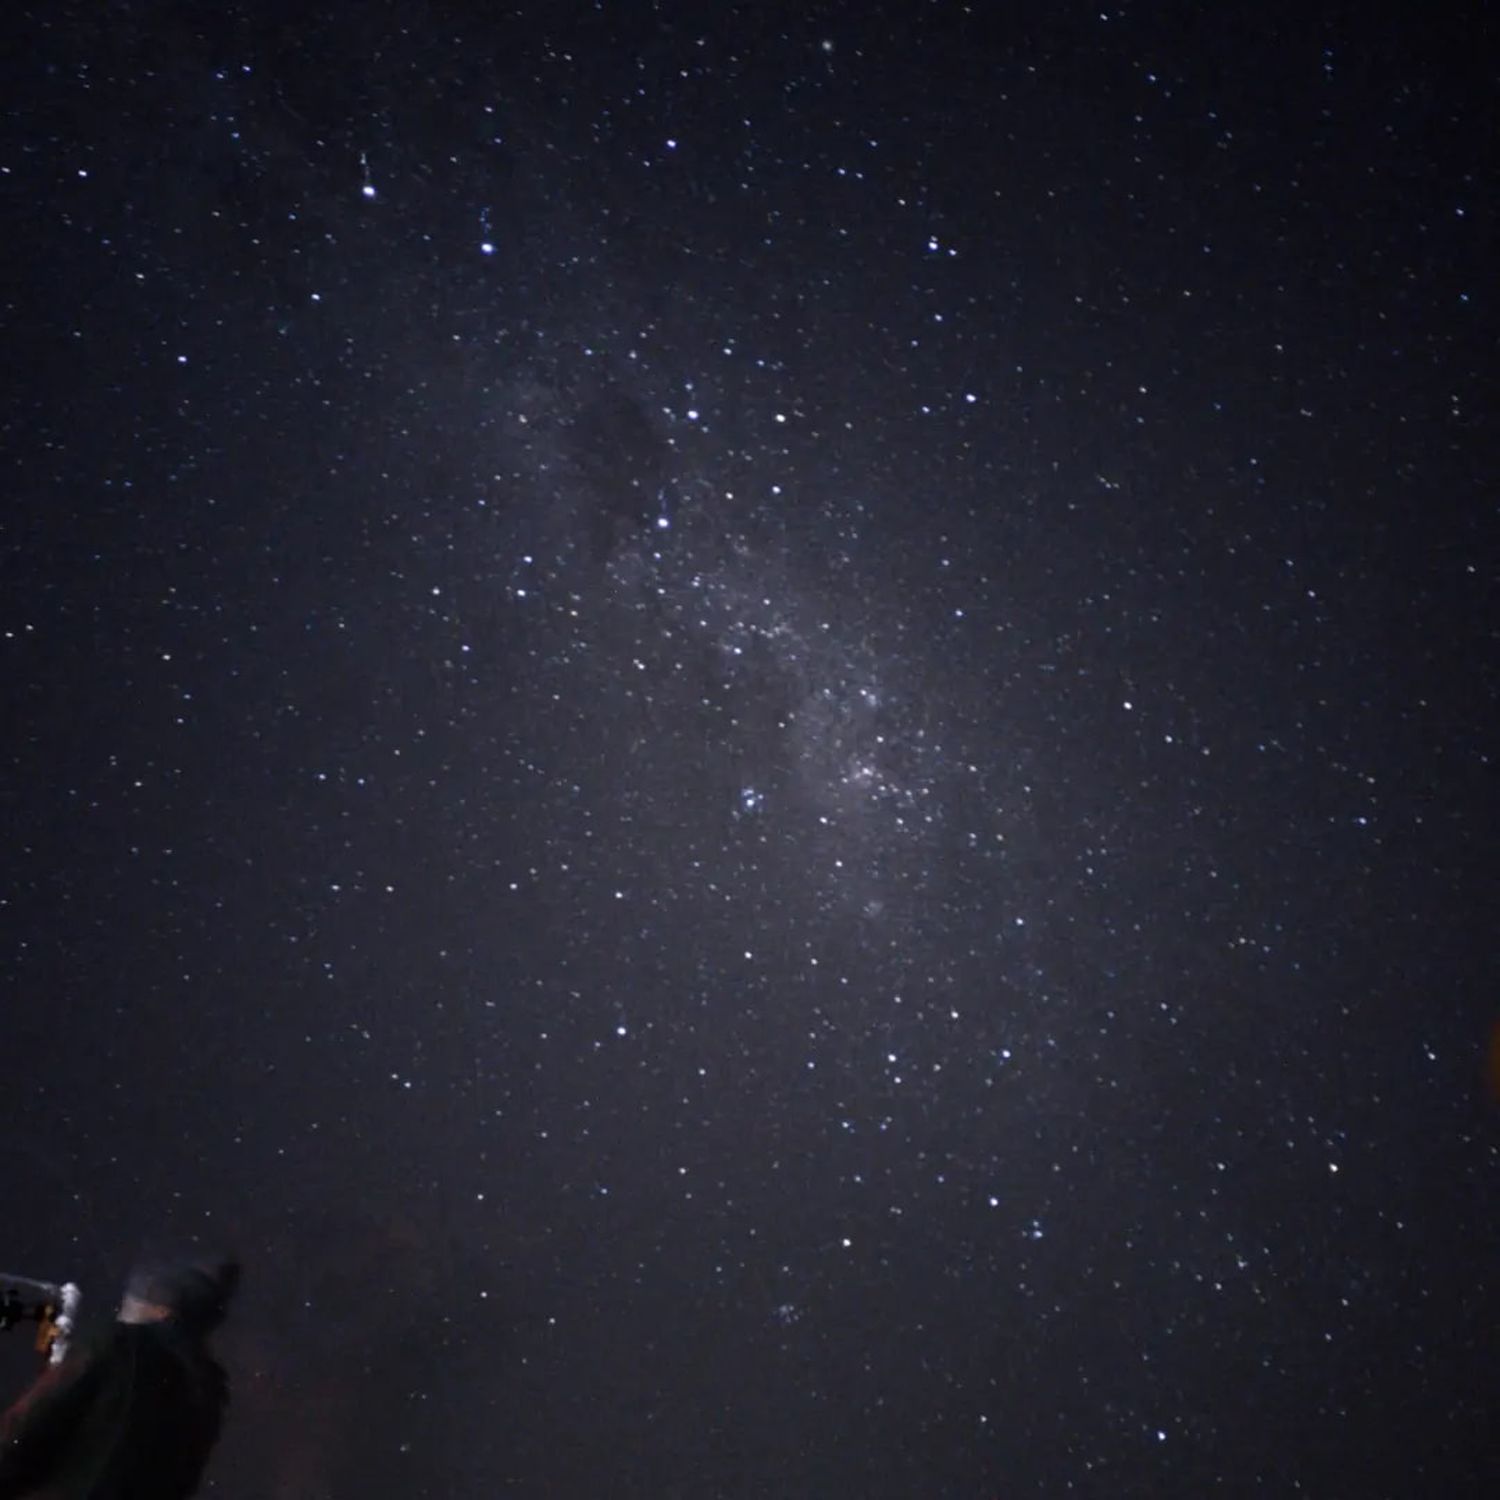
[[484, 351, 1011, 974]]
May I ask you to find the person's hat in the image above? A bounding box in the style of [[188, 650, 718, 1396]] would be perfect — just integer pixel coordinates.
[[126, 1256, 240, 1330]]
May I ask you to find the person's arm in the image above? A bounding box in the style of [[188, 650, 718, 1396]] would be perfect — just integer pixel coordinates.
[[0, 1347, 104, 1498]]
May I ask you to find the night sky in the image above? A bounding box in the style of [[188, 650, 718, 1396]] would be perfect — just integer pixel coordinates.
[[3, 2, 1495, 1496]]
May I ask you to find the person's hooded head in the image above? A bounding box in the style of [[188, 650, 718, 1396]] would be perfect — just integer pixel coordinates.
[[121, 1256, 241, 1334]]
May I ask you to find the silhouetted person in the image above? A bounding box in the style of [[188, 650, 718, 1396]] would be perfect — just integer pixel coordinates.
[[0, 1257, 238, 1499]]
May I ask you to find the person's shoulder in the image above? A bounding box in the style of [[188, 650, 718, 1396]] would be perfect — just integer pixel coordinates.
[[149, 1325, 230, 1401], [50, 1321, 146, 1389], [56, 1321, 126, 1370]]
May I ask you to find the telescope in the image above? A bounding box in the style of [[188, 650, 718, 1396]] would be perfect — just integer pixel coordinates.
[[0, 1272, 80, 1366]]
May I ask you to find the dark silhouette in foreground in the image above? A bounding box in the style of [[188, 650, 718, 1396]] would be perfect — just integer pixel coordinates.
[[0, 1257, 238, 1500]]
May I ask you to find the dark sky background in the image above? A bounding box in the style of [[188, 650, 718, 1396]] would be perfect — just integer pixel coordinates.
[[2, 1, 1495, 1495]]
